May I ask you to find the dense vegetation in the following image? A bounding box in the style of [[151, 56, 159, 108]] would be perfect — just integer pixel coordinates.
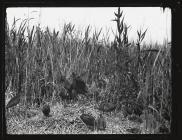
[[5, 7, 171, 134]]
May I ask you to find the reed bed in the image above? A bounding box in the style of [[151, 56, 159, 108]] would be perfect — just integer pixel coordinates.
[[5, 7, 171, 134]]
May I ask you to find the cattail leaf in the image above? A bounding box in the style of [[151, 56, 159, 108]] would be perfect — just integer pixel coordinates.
[[56, 31, 59, 37], [114, 8, 123, 18], [141, 29, 147, 41], [137, 30, 141, 39], [30, 26, 34, 41], [118, 7, 123, 18], [119, 17, 124, 33], [71, 24, 75, 31], [120, 10, 123, 18], [12, 18, 21, 29], [97, 28, 102, 38], [118, 7, 120, 14], [111, 18, 118, 22], [114, 12, 118, 17], [17, 19, 26, 35], [86, 25, 90, 34], [120, 17, 124, 26]]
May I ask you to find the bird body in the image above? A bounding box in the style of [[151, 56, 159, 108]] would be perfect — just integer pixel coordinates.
[[42, 104, 50, 117], [96, 114, 106, 130], [6, 94, 21, 109], [80, 109, 106, 131], [63, 79, 72, 91], [80, 113, 96, 130], [122, 106, 133, 118], [80, 113, 96, 126], [59, 87, 74, 100], [59, 76, 75, 101], [133, 104, 143, 116], [80, 109, 97, 131], [71, 72, 88, 96]]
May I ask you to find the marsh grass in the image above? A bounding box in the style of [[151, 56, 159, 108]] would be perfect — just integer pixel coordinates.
[[5, 7, 171, 134]]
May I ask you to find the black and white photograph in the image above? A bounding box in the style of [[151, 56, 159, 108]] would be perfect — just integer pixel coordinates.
[[4, 7, 172, 134]]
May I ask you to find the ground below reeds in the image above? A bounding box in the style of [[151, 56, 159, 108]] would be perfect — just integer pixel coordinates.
[[6, 99, 152, 134]]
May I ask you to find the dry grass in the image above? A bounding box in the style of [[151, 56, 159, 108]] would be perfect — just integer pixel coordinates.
[[6, 100, 145, 134]]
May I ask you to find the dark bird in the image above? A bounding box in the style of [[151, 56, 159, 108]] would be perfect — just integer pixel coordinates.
[[71, 72, 88, 96], [98, 102, 117, 113], [133, 103, 143, 117], [69, 88, 78, 100], [80, 109, 97, 131], [42, 104, 50, 117], [59, 75, 71, 90], [122, 106, 133, 118], [59, 75, 76, 100], [96, 113, 106, 131], [63, 79, 72, 93], [59, 72, 88, 101], [6, 93, 21, 109]]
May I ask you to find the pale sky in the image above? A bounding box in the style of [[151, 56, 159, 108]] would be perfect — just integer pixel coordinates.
[[6, 7, 171, 45]]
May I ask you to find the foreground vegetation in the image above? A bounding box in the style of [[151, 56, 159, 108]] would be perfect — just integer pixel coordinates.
[[5, 7, 171, 134]]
